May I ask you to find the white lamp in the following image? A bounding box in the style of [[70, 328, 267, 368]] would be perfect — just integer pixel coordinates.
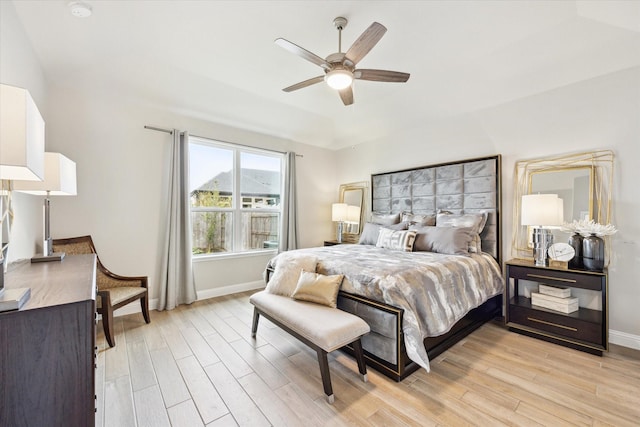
[[521, 194, 563, 266], [331, 203, 348, 243], [13, 152, 77, 262], [346, 205, 360, 224], [0, 84, 46, 298], [0, 84, 45, 181]]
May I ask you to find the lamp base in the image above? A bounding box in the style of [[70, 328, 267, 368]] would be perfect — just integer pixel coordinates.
[[31, 252, 65, 263], [532, 228, 553, 267], [335, 222, 343, 243]]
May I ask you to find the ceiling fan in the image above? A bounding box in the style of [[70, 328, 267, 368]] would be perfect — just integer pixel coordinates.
[[275, 17, 410, 106]]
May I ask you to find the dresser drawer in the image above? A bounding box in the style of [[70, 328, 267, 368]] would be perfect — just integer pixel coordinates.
[[508, 265, 603, 291], [509, 304, 603, 346]]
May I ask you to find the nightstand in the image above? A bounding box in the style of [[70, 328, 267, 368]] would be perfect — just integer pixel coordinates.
[[505, 258, 607, 355], [324, 240, 341, 246]]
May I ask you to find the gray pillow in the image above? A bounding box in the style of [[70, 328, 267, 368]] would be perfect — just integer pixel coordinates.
[[436, 211, 488, 234], [410, 225, 475, 255], [401, 211, 436, 226], [370, 212, 401, 226], [359, 222, 408, 245]]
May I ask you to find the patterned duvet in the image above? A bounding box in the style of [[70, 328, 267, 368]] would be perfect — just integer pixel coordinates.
[[267, 244, 504, 371]]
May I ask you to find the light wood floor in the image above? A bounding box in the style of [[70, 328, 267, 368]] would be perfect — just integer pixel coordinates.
[[96, 291, 640, 427]]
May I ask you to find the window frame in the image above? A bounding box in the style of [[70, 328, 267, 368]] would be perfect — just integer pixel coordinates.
[[189, 136, 284, 257]]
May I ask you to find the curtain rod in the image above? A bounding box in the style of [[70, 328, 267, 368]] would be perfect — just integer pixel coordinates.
[[144, 125, 303, 157]]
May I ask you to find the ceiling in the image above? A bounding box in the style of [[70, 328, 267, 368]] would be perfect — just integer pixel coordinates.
[[11, 1, 640, 150]]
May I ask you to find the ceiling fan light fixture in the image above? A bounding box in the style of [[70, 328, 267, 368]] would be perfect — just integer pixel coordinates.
[[325, 69, 353, 90]]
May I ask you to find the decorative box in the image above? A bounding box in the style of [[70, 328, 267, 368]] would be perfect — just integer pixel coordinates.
[[531, 292, 579, 314], [538, 284, 571, 298]]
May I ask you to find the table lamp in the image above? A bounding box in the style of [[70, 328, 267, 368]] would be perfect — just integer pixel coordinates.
[[521, 194, 563, 266], [1, 84, 46, 297], [331, 203, 347, 243], [13, 152, 77, 262]]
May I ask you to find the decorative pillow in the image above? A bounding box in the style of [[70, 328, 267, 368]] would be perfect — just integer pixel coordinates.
[[436, 210, 488, 235], [370, 212, 401, 226], [291, 270, 344, 308], [468, 233, 482, 254], [410, 226, 475, 255], [265, 254, 317, 297], [376, 228, 417, 252], [401, 211, 436, 226], [358, 222, 409, 245]]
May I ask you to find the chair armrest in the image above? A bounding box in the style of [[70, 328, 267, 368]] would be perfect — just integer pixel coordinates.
[[97, 264, 148, 290]]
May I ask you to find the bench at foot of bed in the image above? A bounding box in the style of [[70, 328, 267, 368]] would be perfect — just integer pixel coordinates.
[[249, 290, 370, 404]]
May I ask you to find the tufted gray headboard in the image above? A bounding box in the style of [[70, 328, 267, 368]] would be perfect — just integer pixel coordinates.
[[371, 155, 502, 263]]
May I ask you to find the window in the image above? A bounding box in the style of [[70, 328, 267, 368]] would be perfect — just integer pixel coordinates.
[[189, 137, 283, 255]]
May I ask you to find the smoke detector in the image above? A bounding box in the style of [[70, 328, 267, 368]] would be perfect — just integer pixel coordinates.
[[68, 1, 92, 18]]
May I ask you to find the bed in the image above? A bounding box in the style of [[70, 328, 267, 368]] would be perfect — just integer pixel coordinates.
[[267, 155, 503, 381]]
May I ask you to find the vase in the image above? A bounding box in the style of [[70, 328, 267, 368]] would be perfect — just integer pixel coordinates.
[[568, 233, 583, 269], [583, 234, 604, 272]]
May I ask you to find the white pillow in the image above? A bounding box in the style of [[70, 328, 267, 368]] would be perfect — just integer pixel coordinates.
[[265, 254, 317, 297], [376, 228, 417, 252]]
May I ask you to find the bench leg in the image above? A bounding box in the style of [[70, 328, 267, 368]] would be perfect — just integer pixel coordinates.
[[317, 349, 334, 404], [251, 308, 260, 338], [352, 338, 368, 383]]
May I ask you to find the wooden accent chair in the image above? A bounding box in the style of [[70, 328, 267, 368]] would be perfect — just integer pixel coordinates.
[[52, 235, 150, 347]]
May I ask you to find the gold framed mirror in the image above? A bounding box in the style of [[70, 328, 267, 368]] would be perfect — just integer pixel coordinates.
[[338, 181, 368, 243], [512, 150, 614, 259]]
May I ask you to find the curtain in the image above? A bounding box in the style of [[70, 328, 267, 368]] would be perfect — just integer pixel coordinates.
[[279, 152, 298, 252], [159, 130, 197, 310]]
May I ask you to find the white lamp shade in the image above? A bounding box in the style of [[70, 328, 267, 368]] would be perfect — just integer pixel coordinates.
[[521, 194, 563, 226], [13, 152, 77, 195], [332, 203, 348, 222], [325, 70, 353, 90], [0, 84, 45, 181], [346, 205, 360, 224]]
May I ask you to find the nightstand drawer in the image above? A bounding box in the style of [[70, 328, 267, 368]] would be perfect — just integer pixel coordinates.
[[508, 265, 603, 291], [509, 304, 603, 346]]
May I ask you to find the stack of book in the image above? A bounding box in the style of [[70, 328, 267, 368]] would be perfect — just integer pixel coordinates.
[[0, 287, 31, 312], [531, 284, 579, 314]]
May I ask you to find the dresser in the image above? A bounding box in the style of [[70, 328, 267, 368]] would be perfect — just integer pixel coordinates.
[[0, 254, 97, 426], [505, 258, 607, 355]]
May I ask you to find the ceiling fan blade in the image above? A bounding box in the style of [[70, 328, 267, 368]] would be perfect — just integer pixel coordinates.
[[282, 76, 325, 92], [345, 22, 387, 65], [275, 38, 330, 70], [354, 69, 410, 83], [339, 86, 354, 106]]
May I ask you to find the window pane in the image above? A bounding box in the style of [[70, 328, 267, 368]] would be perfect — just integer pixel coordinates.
[[190, 144, 234, 208], [240, 212, 279, 251], [191, 212, 232, 254], [240, 152, 281, 209]]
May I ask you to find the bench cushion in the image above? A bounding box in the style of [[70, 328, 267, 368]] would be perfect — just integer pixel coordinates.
[[250, 291, 370, 352]]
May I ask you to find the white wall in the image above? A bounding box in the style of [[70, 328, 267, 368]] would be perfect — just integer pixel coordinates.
[[0, 1, 47, 262], [336, 67, 640, 348]]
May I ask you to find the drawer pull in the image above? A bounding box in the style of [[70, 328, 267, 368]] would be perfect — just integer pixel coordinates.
[[526, 273, 576, 283], [527, 317, 578, 331]]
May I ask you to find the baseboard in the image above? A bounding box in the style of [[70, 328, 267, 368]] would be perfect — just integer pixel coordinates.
[[196, 280, 264, 301], [112, 280, 265, 318], [609, 329, 640, 350]]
